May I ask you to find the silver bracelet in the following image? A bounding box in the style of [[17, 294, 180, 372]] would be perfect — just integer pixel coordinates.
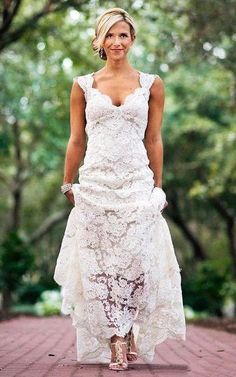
[[61, 183, 72, 194]]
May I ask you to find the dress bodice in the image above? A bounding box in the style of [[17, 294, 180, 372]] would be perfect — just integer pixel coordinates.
[[75, 71, 159, 140], [73, 71, 160, 206]]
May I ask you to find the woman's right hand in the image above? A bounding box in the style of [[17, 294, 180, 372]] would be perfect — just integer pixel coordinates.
[[65, 189, 75, 206]]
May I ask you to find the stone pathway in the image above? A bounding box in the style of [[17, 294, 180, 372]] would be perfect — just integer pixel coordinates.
[[0, 316, 236, 376]]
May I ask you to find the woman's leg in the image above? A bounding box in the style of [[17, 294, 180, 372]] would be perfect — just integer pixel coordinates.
[[109, 334, 128, 370]]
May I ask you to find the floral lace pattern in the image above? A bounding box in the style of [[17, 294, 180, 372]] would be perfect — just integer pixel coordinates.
[[54, 71, 186, 364]]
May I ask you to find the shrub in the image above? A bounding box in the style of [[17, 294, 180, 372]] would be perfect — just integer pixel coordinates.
[[34, 290, 61, 316]]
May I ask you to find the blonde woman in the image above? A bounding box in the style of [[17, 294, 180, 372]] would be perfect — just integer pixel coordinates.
[[54, 7, 186, 371]]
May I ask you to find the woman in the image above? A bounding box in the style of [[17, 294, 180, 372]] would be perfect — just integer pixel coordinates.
[[54, 7, 186, 371]]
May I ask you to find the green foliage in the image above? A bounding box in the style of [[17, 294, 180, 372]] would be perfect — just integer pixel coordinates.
[[16, 282, 46, 304], [182, 261, 229, 316], [0, 231, 34, 291], [11, 304, 37, 315], [184, 305, 209, 320], [34, 290, 62, 316], [221, 280, 236, 301]]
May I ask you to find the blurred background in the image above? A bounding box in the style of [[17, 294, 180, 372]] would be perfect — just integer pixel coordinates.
[[0, 0, 235, 324]]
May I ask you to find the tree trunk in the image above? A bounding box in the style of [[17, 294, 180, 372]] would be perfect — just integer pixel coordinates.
[[211, 198, 236, 278], [8, 120, 23, 231], [1, 288, 12, 319], [28, 209, 71, 244], [167, 191, 206, 261]]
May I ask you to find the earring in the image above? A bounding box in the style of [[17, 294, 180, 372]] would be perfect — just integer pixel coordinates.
[[99, 47, 106, 60]]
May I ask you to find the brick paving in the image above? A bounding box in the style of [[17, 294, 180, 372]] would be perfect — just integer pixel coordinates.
[[0, 316, 236, 376]]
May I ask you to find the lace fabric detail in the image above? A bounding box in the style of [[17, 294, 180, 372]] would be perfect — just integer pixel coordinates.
[[54, 71, 186, 364]]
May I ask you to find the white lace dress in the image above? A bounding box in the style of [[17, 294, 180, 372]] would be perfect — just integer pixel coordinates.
[[54, 71, 186, 364]]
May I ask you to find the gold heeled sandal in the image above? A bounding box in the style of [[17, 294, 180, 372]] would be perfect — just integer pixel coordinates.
[[125, 327, 138, 362], [109, 339, 128, 371]]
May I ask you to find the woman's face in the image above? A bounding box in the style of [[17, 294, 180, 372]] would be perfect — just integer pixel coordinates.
[[101, 20, 134, 60]]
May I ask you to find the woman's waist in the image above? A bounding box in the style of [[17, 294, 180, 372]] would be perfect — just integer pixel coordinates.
[[77, 166, 154, 202], [76, 181, 154, 206], [86, 139, 148, 157], [79, 163, 154, 181], [81, 150, 150, 170]]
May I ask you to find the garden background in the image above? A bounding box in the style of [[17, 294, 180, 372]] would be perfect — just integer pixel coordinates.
[[0, 0, 235, 322]]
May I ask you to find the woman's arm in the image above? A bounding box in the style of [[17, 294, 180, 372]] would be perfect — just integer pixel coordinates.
[[144, 76, 165, 188], [63, 80, 87, 203]]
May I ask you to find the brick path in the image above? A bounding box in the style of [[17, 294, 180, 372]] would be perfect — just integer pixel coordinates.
[[0, 316, 236, 377]]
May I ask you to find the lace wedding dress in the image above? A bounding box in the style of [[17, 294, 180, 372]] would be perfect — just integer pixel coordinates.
[[54, 71, 186, 364]]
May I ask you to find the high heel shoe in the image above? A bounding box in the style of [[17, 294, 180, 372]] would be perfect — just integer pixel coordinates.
[[125, 326, 138, 362], [109, 339, 128, 371]]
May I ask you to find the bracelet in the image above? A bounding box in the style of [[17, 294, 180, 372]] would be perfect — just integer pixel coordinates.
[[61, 183, 72, 194]]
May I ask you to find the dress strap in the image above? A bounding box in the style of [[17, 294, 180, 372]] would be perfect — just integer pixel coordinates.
[[141, 72, 160, 90], [73, 74, 90, 102], [140, 72, 160, 101]]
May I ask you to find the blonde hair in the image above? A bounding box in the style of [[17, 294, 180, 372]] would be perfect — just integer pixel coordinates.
[[92, 8, 136, 60]]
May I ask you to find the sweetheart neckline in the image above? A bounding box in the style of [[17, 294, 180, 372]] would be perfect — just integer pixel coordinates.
[[90, 71, 143, 108], [91, 87, 144, 108]]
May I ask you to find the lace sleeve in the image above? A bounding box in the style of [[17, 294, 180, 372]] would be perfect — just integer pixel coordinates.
[[74, 75, 87, 101], [143, 73, 161, 101], [148, 74, 160, 91]]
